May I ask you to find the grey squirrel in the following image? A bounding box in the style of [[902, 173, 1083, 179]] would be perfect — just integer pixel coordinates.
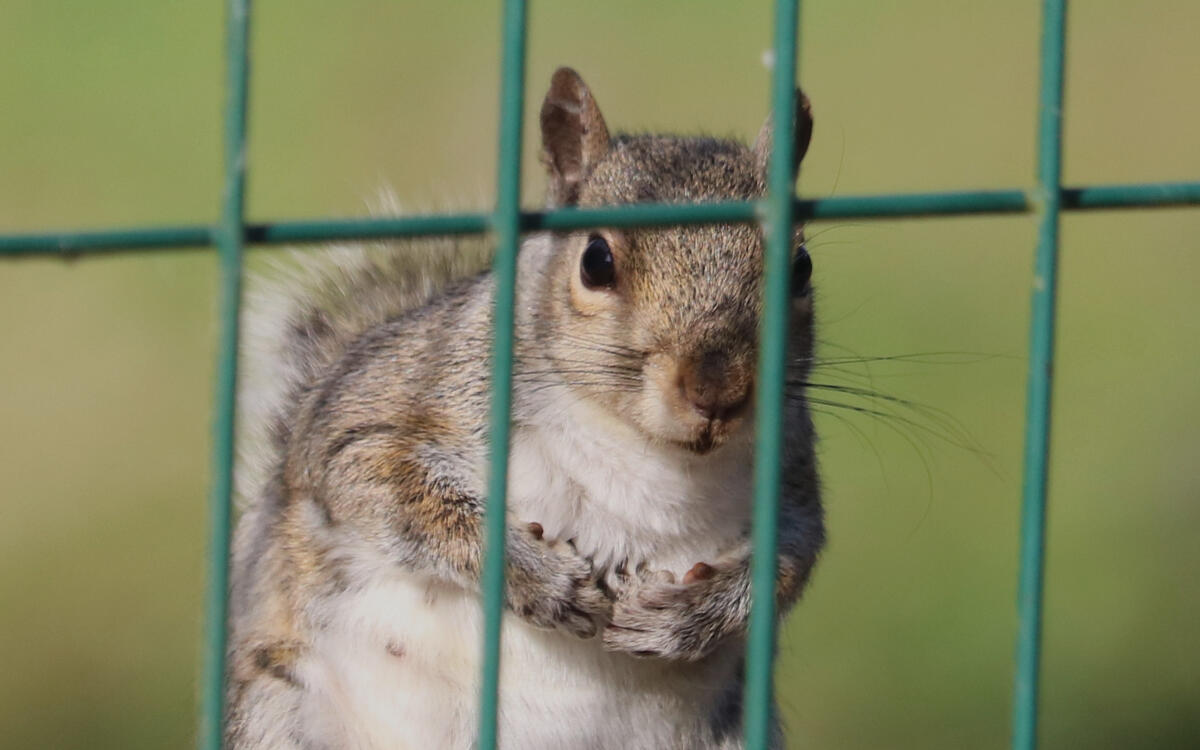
[[226, 67, 824, 750]]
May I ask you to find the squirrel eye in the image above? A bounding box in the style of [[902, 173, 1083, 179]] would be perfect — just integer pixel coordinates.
[[792, 244, 813, 296], [580, 235, 616, 289]]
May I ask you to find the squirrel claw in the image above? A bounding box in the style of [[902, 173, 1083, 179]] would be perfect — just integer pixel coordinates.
[[508, 524, 612, 639], [683, 561, 715, 584], [601, 559, 745, 661]]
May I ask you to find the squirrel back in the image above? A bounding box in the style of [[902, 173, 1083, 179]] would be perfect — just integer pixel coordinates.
[[232, 222, 490, 622], [237, 223, 491, 508]]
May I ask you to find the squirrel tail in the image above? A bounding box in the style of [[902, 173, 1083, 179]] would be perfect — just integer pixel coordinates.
[[236, 195, 492, 511]]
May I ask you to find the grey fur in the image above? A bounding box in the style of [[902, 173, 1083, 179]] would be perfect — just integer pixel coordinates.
[[226, 67, 824, 749]]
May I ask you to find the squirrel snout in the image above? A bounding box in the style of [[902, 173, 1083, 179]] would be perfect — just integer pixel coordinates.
[[678, 350, 752, 422]]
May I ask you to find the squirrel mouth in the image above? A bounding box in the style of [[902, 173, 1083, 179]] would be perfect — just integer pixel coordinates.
[[673, 423, 721, 455]]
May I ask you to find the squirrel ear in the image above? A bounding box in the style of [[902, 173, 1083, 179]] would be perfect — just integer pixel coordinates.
[[540, 67, 611, 205], [753, 88, 813, 178]]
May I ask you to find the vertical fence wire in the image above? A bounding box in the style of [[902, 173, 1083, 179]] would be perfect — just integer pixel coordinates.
[[743, 0, 800, 747], [477, 0, 528, 748], [199, 0, 251, 748], [1012, 1, 1067, 749]]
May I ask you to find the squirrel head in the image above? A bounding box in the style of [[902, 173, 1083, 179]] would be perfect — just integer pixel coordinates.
[[528, 67, 815, 455]]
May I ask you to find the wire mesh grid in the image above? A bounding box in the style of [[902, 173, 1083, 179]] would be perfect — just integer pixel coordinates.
[[3, 1, 1199, 749]]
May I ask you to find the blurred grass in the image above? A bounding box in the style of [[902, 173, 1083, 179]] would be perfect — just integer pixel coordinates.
[[1, 1, 1198, 748]]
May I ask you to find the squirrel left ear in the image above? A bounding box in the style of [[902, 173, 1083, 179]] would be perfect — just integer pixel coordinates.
[[753, 88, 813, 178], [540, 67, 611, 206]]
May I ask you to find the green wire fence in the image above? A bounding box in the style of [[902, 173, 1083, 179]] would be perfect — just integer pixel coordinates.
[[3, 1, 1200, 748]]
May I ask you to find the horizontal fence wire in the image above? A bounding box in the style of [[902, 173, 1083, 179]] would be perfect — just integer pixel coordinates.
[[1, 0, 1197, 749], [4, 182, 1200, 257]]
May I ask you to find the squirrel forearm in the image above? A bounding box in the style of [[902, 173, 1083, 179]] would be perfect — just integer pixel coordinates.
[[314, 435, 487, 586], [313, 434, 610, 634]]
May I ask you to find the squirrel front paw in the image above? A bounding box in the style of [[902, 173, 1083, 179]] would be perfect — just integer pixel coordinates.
[[601, 560, 750, 661], [506, 523, 613, 638]]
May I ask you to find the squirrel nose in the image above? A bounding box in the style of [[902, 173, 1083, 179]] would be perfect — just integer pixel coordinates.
[[679, 350, 751, 421]]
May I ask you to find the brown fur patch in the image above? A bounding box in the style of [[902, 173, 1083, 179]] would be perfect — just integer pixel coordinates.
[[252, 641, 302, 685]]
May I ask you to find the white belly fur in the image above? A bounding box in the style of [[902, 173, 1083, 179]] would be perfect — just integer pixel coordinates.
[[299, 567, 741, 750], [296, 397, 754, 749]]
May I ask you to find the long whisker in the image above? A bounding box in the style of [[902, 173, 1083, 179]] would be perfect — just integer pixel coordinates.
[[811, 351, 1012, 367], [808, 405, 891, 485], [805, 396, 938, 496], [556, 332, 647, 360], [521, 380, 642, 396], [516, 366, 641, 378], [797, 381, 984, 454], [794, 392, 993, 471]]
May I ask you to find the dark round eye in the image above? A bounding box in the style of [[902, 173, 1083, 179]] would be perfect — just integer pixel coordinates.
[[580, 235, 616, 289], [792, 244, 812, 296]]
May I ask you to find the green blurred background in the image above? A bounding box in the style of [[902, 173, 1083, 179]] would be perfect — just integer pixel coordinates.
[[2, 1, 1198, 747]]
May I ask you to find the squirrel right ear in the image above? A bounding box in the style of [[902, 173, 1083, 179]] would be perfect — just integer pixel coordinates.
[[540, 67, 611, 205], [753, 88, 814, 179]]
